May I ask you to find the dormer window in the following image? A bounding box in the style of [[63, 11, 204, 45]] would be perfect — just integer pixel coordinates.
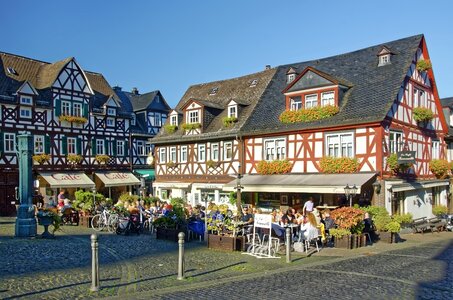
[[107, 107, 116, 116], [209, 87, 218, 96], [7, 67, 17, 75], [287, 73, 296, 83], [20, 96, 32, 105], [249, 79, 258, 87], [377, 46, 393, 66], [170, 115, 178, 126], [188, 110, 199, 123], [321, 92, 335, 106], [290, 96, 301, 111], [305, 94, 318, 108], [228, 105, 237, 118], [131, 113, 136, 125]]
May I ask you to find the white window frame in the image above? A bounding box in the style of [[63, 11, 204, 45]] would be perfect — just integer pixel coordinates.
[[117, 140, 124, 156], [67, 137, 77, 154], [170, 115, 178, 126], [389, 131, 404, 154], [290, 96, 302, 111], [107, 107, 116, 116], [73, 102, 82, 117], [34, 135, 45, 154], [287, 73, 296, 83], [198, 144, 206, 162], [106, 117, 115, 127], [224, 142, 233, 160], [414, 87, 427, 108], [211, 143, 219, 161], [96, 139, 105, 155], [137, 141, 145, 156], [62, 101, 71, 116], [379, 54, 390, 66], [4, 133, 16, 153], [228, 105, 237, 118], [169, 147, 177, 162], [305, 94, 318, 109], [20, 107, 32, 119], [155, 112, 162, 126], [325, 132, 354, 158], [180, 146, 187, 163], [20, 96, 32, 105], [159, 148, 166, 163], [145, 143, 153, 156], [131, 113, 136, 125], [263, 138, 286, 161], [321, 91, 335, 106], [432, 140, 440, 160], [188, 110, 199, 124]]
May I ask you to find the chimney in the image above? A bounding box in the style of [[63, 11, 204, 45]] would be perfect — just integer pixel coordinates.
[[265, 65, 271, 70], [113, 85, 122, 92], [131, 87, 139, 95]]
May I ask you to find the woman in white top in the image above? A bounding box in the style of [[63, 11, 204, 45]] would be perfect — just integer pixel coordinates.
[[299, 212, 318, 241], [303, 197, 314, 216]]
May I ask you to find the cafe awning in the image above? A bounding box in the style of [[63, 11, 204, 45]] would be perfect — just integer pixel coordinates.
[[134, 169, 155, 180], [39, 172, 95, 189], [95, 171, 141, 187], [389, 180, 449, 193], [223, 173, 377, 194]]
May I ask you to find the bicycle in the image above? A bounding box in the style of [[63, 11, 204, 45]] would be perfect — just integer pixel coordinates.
[[91, 208, 117, 232]]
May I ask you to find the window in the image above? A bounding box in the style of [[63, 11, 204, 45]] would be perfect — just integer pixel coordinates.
[[432, 140, 440, 160], [96, 139, 105, 155], [209, 87, 218, 95], [62, 101, 71, 115], [148, 112, 155, 126], [379, 54, 391, 66], [250, 79, 258, 87], [321, 92, 335, 106], [198, 144, 206, 162], [159, 148, 166, 163], [155, 112, 162, 126], [117, 140, 124, 156], [137, 141, 145, 156], [180, 146, 187, 163], [34, 135, 44, 154], [290, 96, 302, 111], [67, 137, 77, 154], [305, 94, 318, 108], [188, 110, 199, 124], [326, 133, 353, 158], [145, 143, 153, 156], [106, 118, 115, 127], [107, 108, 116, 116], [228, 106, 237, 118], [264, 138, 286, 161], [170, 115, 178, 126], [287, 74, 296, 83], [414, 87, 427, 107], [4, 133, 15, 153], [169, 147, 177, 162], [20, 96, 32, 105], [20, 107, 32, 118], [450, 111, 453, 127], [161, 114, 167, 126], [131, 113, 136, 125], [224, 142, 233, 160], [211, 143, 219, 161], [389, 131, 403, 153], [73, 103, 82, 117]]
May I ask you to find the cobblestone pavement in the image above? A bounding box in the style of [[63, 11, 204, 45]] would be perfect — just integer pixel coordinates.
[[1, 217, 453, 300]]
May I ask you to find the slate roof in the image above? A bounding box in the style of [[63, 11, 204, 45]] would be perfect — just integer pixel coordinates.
[[153, 34, 424, 144], [440, 97, 453, 137], [0, 52, 119, 109]]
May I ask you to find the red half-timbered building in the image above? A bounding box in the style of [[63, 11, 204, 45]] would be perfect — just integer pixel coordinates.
[[152, 34, 450, 218]]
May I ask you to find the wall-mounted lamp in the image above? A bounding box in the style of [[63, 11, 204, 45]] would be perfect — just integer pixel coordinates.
[[372, 181, 381, 195]]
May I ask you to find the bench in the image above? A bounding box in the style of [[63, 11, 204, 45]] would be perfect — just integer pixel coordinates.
[[427, 217, 447, 232], [412, 217, 430, 234]]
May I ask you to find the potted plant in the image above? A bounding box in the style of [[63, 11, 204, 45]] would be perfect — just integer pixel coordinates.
[[95, 154, 110, 164], [164, 124, 178, 133], [256, 160, 292, 175], [330, 228, 352, 249], [166, 161, 177, 168], [182, 123, 201, 131], [154, 199, 187, 242], [432, 205, 448, 218], [33, 153, 51, 165], [36, 208, 62, 238], [222, 116, 238, 127], [279, 105, 339, 124], [429, 159, 450, 179], [67, 154, 83, 164], [387, 153, 412, 175], [413, 107, 434, 125], [319, 156, 360, 173], [206, 159, 220, 169], [370, 208, 398, 243], [416, 59, 432, 72], [330, 207, 365, 249], [73, 190, 105, 227]]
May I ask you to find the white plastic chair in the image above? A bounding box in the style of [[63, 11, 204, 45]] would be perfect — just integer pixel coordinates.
[[304, 227, 320, 253]]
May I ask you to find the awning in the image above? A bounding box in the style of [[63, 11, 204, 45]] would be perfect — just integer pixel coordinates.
[[95, 172, 141, 187], [389, 180, 449, 193], [154, 182, 192, 189], [39, 172, 95, 189], [223, 173, 377, 194], [134, 169, 155, 180]]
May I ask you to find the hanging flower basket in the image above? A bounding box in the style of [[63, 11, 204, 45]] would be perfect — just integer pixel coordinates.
[[59, 115, 88, 124], [95, 154, 110, 164], [319, 156, 359, 173], [67, 154, 83, 164], [33, 153, 51, 165], [413, 107, 433, 123], [416, 59, 432, 72]]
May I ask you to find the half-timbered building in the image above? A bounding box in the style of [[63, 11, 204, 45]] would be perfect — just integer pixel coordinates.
[[0, 52, 166, 215], [153, 34, 449, 218]]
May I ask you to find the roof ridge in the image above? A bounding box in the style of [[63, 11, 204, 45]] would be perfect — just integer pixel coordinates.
[[0, 51, 51, 65], [188, 68, 276, 88]]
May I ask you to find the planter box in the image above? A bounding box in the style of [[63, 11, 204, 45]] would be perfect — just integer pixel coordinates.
[[79, 215, 93, 228], [378, 231, 397, 243], [334, 235, 353, 249], [156, 227, 187, 242], [208, 234, 246, 251]]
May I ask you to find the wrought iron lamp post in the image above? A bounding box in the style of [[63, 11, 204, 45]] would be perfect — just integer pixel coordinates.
[[344, 184, 358, 207], [234, 164, 244, 218]]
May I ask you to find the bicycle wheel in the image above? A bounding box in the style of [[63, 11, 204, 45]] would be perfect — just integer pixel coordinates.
[[91, 214, 104, 231], [108, 214, 119, 233]]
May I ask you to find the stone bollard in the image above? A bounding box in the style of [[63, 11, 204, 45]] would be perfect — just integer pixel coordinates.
[[285, 227, 291, 263], [90, 234, 100, 292], [177, 232, 185, 280]]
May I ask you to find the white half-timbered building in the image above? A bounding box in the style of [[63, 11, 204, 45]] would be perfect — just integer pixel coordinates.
[[153, 34, 450, 218]]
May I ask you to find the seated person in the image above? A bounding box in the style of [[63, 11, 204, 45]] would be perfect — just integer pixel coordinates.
[[321, 209, 336, 234], [286, 208, 296, 224], [60, 199, 73, 213], [299, 212, 318, 242], [363, 212, 376, 241], [57, 199, 65, 211], [241, 207, 254, 234]]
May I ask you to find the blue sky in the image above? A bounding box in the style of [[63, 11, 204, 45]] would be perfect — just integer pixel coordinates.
[[1, 0, 453, 107]]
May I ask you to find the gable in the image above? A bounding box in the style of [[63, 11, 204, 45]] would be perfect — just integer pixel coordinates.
[[105, 96, 119, 108], [52, 59, 94, 94], [17, 81, 38, 95], [287, 70, 335, 93]]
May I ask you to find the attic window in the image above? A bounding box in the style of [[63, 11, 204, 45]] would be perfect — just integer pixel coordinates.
[[249, 79, 258, 87], [287, 73, 296, 83], [209, 87, 218, 95], [378, 54, 391, 66], [7, 67, 18, 75]]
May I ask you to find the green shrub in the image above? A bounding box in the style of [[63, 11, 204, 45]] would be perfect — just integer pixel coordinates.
[[413, 107, 434, 122], [73, 190, 105, 213], [385, 221, 401, 233], [432, 205, 448, 216], [329, 228, 351, 238], [429, 159, 450, 178], [279, 105, 339, 123], [222, 116, 238, 127], [416, 59, 432, 72], [392, 213, 413, 225], [164, 124, 178, 133], [118, 193, 139, 205]]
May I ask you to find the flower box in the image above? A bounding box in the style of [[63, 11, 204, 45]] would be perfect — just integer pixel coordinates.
[[79, 215, 93, 228], [156, 227, 187, 242], [207, 234, 245, 251], [334, 235, 353, 249], [377, 231, 397, 243]]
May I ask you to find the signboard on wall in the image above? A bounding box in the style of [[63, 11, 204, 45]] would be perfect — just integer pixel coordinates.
[[397, 151, 416, 164]]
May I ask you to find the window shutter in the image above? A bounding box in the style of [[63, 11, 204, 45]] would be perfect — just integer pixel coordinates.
[[55, 99, 61, 116], [83, 103, 89, 118], [45, 135, 51, 154], [92, 138, 97, 156], [112, 139, 117, 156], [76, 138, 82, 155], [104, 140, 108, 155], [0, 132, 3, 152], [124, 140, 129, 157], [62, 136, 67, 155]]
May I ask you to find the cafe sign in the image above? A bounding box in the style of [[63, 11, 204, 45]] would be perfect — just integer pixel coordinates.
[[254, 214, 272, 229], [397, 151, 416, 164]]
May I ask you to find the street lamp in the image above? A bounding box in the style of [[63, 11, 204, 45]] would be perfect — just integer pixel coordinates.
[[234, 164, 244, 219], [203, 192, 208, 242], [91, 186, 97, 211], [344, 184, 358, 207]]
